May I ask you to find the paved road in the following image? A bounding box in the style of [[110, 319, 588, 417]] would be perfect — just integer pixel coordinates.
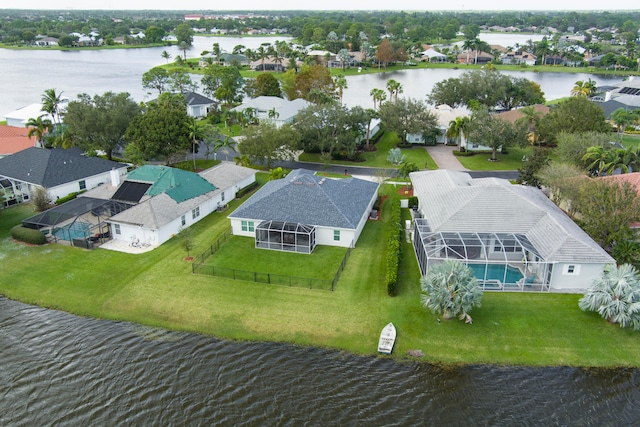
[[187, 144, 520, 181]]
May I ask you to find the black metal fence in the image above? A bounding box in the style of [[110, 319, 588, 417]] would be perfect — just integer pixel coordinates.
[[192, 230, 353, 292]]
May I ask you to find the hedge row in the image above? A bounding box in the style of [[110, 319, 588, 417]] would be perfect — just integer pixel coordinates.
[[236, 181, 259, 198], [11, 225, 46, 245], [385, 194, 403, 297], [55, 190, 85, 205]]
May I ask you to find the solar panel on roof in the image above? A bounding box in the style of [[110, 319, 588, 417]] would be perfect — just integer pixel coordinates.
[[111, 181, 152, 203]]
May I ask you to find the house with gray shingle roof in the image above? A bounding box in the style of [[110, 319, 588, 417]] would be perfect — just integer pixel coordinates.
[[231, 96, 310, 128], [410, 170, 614, 292], [184, 92, 218, 118], [228, 169, 378, 252], [0, 147, 127, 207]]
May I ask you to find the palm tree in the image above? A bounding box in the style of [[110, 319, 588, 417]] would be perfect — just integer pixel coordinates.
[[571, 78, 597, 97], [579, 264, 640, 330], [610, 108, 640, 140], [188, 118, 207, 171], [386, 79, 403, 102], [41, 88, 64, 127], [161, 50, 171, 64], [516, 106, 544, 146], [462, 39, 475, 64], [420, 260, 483, 323], [178, 41, 189, 61], [334, 74, 347, 105], [473, 38, 490, 65], [370, 88, 387, 110], [256, 45, 268, 71], [213, 137, 237, 161], [446, 116, 470, 150], [582, 146, 620, 175], [25, 115, 53, 148]]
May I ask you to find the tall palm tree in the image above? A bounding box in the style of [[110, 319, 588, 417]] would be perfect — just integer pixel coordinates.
[[462, 39, 475, 64], [446, 116, 470, 150], [41, 88, 64, 126], [188, 118, 207, 171], [256, 45, 268, 71], [25, 115, 52, 148], [213, 137, 237, 161], [161, 50, 171, 64], [386, 79, 403, 102], [516, 106, 544, 146], [178, 41, 189, 61], [334, 74, 347, 105], [370, 88, 387, 109]]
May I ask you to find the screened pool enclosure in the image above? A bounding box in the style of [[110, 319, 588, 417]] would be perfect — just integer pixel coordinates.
[[255, 220, 316, 254], [413, 218, 551, 291]]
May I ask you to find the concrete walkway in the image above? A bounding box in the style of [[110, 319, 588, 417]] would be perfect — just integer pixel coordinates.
[[425, 144, 469, 171]]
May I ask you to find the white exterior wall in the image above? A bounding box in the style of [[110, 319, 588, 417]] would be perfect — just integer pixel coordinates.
[[315, 227, 355, 248], [46, 167, 128, 202], [548, 262, 610, 291]]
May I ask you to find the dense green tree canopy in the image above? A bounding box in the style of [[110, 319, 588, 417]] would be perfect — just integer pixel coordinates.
[[537, 97, 611, 144], [237, 123, 299, 169], [142, 67, 170, 95], [467, 107, 527, 161], [243, 73, 282, 98], [378, 98, 439, 144], [64, 91, 140, 160], [173, 23, 194, 46], [201, 64, 245, 104], [124, 93, 191, 165]]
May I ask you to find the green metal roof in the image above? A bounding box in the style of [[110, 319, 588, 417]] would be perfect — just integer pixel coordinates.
[[126, 165, 216, 203]]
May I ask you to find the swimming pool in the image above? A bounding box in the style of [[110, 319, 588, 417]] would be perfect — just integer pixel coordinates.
[[53, 222, 92, 241], [467, 263, 524, 284]]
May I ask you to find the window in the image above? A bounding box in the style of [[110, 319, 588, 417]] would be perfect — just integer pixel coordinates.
[[79, 180, 86, 190], [241, 220, 254, 232], [192, 207, 200, 219], [334, 230, 340, 241], [564, 264, 580, 275], [181, 215, 186, 226], [114, 224, 121, 235]]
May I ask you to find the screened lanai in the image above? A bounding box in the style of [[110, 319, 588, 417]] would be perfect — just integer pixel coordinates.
[[413, 218, 551, 291], [255, 220, 316, 254], [22, 197, 133, 248]]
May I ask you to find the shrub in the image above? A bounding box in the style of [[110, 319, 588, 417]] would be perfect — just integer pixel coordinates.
[[32, 187, 51, 212], [453, 150, 475, 157], [408, 196, 418, 208], [55, 191, 85, 205], [385, 195, 403, 296], [11, 225, 46, 245], [236, 181, 259, 198]]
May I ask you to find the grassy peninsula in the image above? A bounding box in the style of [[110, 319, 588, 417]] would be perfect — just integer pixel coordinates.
[[1, 181, 639, 368]]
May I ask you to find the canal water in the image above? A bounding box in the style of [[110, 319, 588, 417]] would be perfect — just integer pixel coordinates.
[[1, 296, 638, 425], [0, 35, 626, 119]]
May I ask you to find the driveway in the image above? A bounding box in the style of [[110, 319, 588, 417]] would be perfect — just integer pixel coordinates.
[[425, 144, 469, 171]]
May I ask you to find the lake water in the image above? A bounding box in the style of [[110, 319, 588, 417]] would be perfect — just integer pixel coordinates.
[[0, 35, 625, 119], [1, 296, 639, 426]]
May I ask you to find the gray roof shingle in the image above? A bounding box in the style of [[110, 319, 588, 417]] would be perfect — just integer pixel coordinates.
[[0, 147, 126, 188], [229, 169, 378, 229]]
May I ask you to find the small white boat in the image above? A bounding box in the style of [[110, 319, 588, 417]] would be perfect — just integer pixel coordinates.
[[377, 322, 396, 354]]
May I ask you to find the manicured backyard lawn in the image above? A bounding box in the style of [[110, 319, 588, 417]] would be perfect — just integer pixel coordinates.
[[621, 133, 640, 149], [202, 235, 347, 280], [298, 131, 438, 170], [1, 184, 640, 367], [456, 145, 533, 171]]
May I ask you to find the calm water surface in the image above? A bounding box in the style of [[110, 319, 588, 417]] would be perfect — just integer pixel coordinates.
[[0, 35, 625, 119], [1, 296, 639, 426]]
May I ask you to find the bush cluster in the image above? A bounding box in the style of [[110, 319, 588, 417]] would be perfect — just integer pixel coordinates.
[[385, 195, 403, 296], [236, 181, 259, 198], [408, 196, 419, 208], [55, 191, 85, 205], [11, 225, 46, 245]]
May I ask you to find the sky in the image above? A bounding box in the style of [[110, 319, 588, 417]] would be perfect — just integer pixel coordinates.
[[2, 0, 639, 11]]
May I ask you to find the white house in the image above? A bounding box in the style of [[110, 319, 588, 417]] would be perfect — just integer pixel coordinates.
[[0, 147, 128, 206], [231, 96, 311, 128], [105, 163, 256, 249], [184, 92, 218, 118], [420, 48, 448, 62], [410, 170, 615, 292], [228, 169, 378, 253], [406, 105, 469, 145]]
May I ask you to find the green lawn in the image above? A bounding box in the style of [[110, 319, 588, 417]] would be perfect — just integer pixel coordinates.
[[203, 235, 346, 280], [299, 131, 438, 170], [456, 145, 533, 171], [2, 185, 640, 367], [621, 133, 640, 149]]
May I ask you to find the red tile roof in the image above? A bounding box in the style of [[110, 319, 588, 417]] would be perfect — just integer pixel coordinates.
[[0, 125, 35, 156]]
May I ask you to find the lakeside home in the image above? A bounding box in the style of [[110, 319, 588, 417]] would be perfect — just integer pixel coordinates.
[[410, 170, 615, 292]]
